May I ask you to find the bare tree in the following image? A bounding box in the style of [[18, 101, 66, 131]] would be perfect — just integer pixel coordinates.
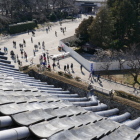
[[126, 44, 140, 87], [112, 50, 126, 70]]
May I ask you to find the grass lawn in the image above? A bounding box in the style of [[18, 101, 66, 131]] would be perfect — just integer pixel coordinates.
[[102, 73, 140, 88]]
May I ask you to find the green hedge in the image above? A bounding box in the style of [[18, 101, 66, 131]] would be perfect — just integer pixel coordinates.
[[9, 21, 36, 34], [66, 16, 76, 19], [115, 90, 140, 103]]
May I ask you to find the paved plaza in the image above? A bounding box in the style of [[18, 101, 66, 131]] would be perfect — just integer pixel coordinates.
[[0, 15, 140, 95]]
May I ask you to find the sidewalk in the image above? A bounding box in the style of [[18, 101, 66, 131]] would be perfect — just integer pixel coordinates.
[[0, 15, 139, 96]]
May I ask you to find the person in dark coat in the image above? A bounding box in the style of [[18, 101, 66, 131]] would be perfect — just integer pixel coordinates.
[[71, 63, 73, 70], [64, 65, 66, 72], [80, 64, 83, 71], [67, 64, 69, 71]]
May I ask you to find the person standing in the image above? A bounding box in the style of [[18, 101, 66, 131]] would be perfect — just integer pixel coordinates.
[[42, 41, 45, 47], [62, 28, 65, 35], [57, 60, 60, 68], [97, 73, 101, 82], [71, 63, 73, 71], [46, 28, 48, 33], [67, 64, 69, 71], [80, 64, 83, 71], [64, 65, 66, 72]]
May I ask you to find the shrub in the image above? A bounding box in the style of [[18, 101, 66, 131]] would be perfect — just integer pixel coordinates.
[[66, 16, 76, 19], [9, 21, 36, 34], [37, 64, 40, 68], [46, 67, 51, 71], [75, 76, 81, 82], [64, 73, 73, 79], [58, 71, 64, 76], [115, 90, 140, 103]]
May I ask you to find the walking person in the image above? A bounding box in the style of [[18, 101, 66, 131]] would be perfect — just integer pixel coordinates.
[[24, 52, 28, 61], [109, 89, 114, 100], [5, 47, 8, 54], [31, 37, 33, 43], [57, 60, 60, 68], [23, 39, 26, 44], [42, 41, 45, 47], [88, 70, 94, 82], [55, 31, 57, 37], [97, 73, 101, 82], [17, 59, 21, 66], [33, 49, 35, 56], [4, 47, 6, 54], [52, 63, 55, 70], [62, 28, 65, 35], [21, 50, 23, 58]]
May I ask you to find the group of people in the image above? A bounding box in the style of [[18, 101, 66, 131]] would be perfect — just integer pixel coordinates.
[[60, 27, 66, 35], [46, 25, 52, 33], [88, 70, 101, 83], [64, 63, 73, 72]]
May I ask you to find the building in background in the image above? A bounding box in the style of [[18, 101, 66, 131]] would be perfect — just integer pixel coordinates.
[[75, 0, 106, 14]]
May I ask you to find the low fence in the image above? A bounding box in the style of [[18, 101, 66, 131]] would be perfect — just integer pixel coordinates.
[[59, 40, 135, 72]]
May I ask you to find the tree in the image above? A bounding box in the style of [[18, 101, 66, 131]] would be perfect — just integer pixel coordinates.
[[88, 7, 113, 48], [108, 0, 140, 48], [112, 50, 126, 70], [75, 16, 94, 41]]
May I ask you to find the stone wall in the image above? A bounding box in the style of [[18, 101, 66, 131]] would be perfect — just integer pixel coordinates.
[[27, 69, 140, 119], [92, 90, 140, 119], [28, 70, 88, 97]]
